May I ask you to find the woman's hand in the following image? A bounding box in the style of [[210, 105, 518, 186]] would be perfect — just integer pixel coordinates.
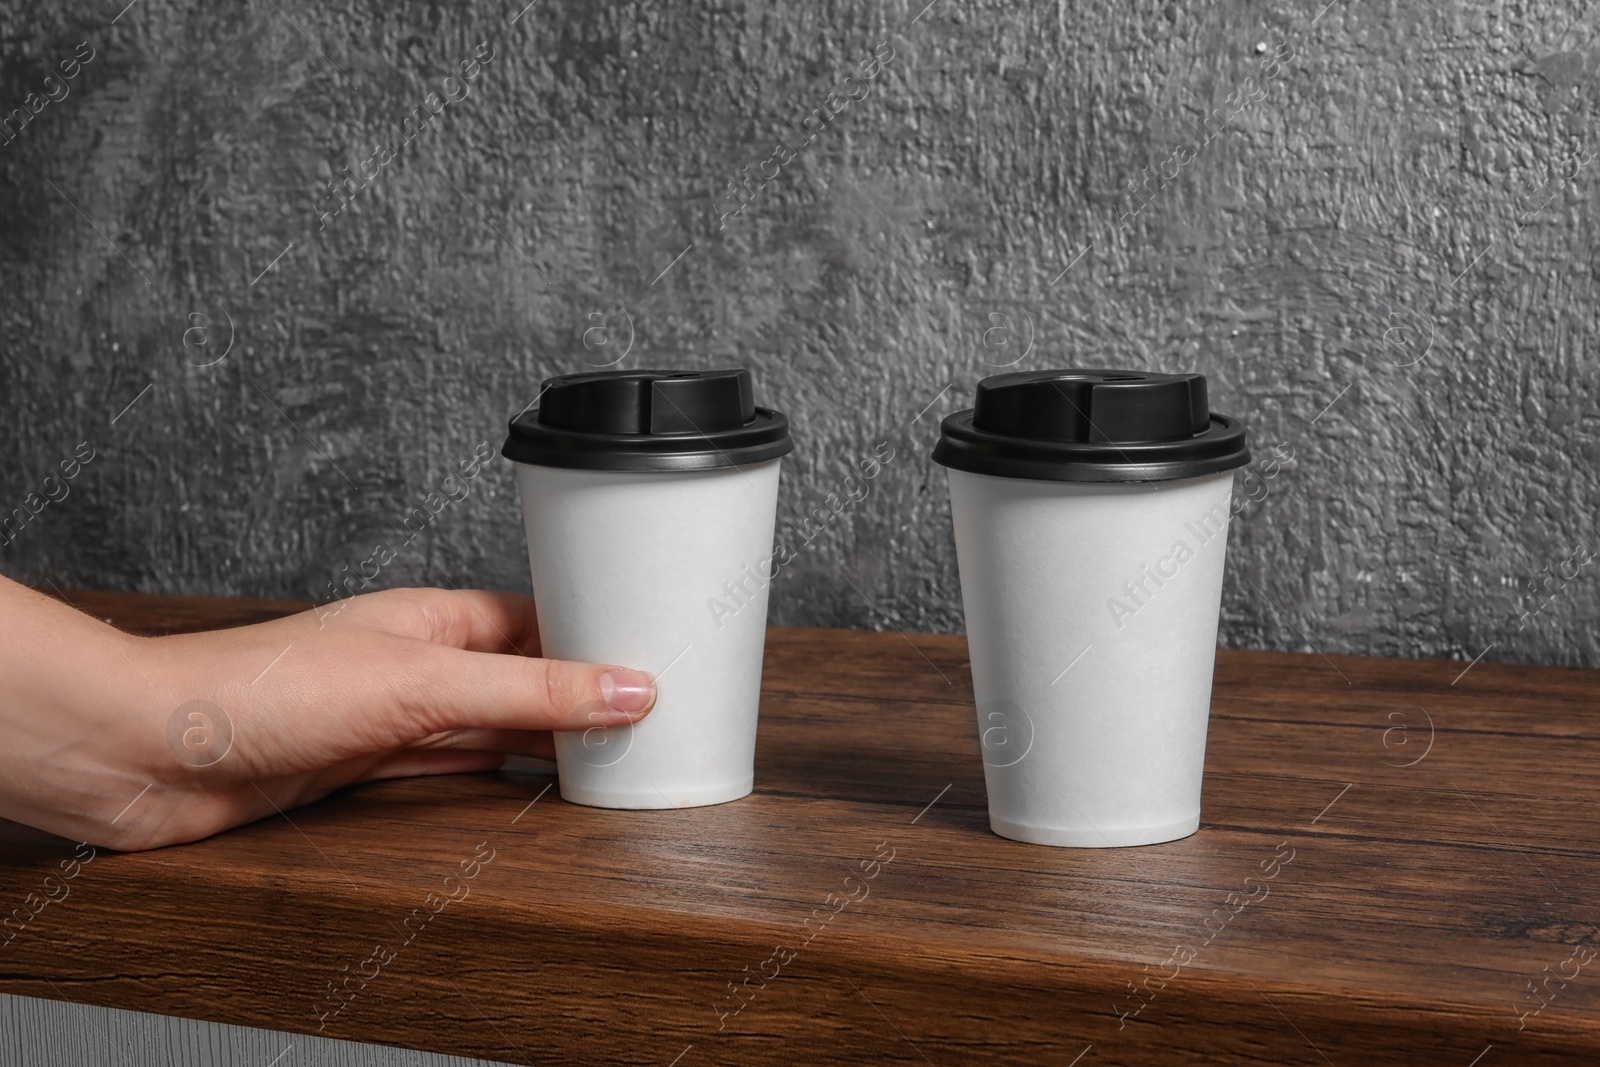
[[0, 578, 656, 851]]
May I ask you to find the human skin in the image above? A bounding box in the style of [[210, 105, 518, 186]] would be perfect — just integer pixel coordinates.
[[0, 577, 656, 851]]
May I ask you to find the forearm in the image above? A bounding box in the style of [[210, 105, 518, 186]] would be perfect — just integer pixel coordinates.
[[0, 575, 163, 847]]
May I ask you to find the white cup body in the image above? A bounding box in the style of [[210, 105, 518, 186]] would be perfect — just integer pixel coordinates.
[[946, 468, 1235, 847], [513, 459, 782, 808]]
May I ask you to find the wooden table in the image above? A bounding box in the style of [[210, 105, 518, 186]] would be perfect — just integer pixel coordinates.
[[3, 591, 1598, 1065]]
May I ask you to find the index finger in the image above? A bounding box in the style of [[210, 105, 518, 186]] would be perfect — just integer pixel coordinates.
[[351, 587, 543, 656]]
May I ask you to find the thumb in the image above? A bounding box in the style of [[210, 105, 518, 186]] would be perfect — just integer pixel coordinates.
[[393, 641, 658, 736]]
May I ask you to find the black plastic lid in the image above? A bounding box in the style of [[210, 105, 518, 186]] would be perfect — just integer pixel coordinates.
[[501, 368, 793, 472], [931, 369, 1249, 483]]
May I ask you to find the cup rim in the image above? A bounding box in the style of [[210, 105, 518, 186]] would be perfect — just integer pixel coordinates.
[[933, 410, 1249, 483]]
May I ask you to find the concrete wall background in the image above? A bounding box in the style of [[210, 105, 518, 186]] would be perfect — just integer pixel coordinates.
[[0, 0, 1596, 667], [1, 992, 514, 1067]]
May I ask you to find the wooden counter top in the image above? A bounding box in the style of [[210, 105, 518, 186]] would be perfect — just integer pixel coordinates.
[[3, 591, 1598, 1064]]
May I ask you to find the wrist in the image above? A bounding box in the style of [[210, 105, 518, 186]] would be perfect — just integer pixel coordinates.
[[0, 588, 176, 847]]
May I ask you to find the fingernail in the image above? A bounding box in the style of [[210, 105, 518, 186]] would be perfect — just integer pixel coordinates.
[[600, 669, 656, 717]]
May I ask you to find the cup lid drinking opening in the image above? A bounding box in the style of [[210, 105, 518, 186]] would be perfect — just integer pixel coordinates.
[[502, 368, 793, 472], [931, 369, 1249, 483]]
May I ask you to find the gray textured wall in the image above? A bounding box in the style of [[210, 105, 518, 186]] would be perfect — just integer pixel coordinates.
[[0, 0, 1596, 668], [1, 992, 513, 1066]]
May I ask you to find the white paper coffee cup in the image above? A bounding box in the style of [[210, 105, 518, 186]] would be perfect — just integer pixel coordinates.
[[934, 370, 1250, 847], [502, 369, 791, 809]]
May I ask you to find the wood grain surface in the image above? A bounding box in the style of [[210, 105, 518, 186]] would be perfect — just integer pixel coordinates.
[[2, 591, 1598, 1065]]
